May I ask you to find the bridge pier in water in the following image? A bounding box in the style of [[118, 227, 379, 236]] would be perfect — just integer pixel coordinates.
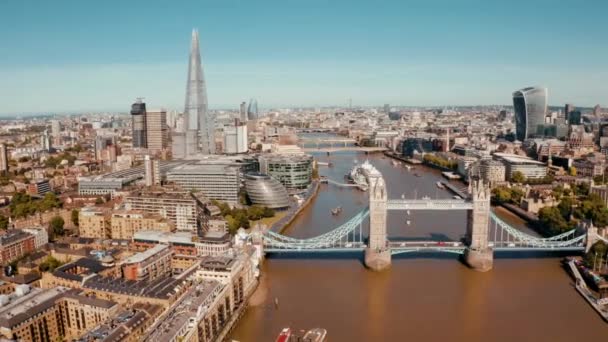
[[364, 173, 391, 271], [463, 179, 493, 272]]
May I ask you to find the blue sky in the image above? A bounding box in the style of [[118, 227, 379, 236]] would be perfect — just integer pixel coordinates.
[[1, 0, 607, 115]]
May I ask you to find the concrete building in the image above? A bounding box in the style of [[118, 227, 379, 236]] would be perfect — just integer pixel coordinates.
[[20, 227, 49, 249], [121, 244, 172, 282], [60, 291, 119, 340], [480, 159, 506, 184], [493, 153, 547, 180], [27, 179, 51, 197], [0, 144, 8, 175], [124, 189, 200, 232], [144, 155, 154, 186], [457, 157, 478, 177], [133, 230, 232, 258], [259, 154, 313, 194], [146, 109, 168, 155], [167, 164, 240, 203], [572, 159, 604, 178], [224, 123, 248, 154], [74, 304, 162, 342], [110, 211, 173, 240], [147, 251, 258, 342], [0, 231, 35, 265], [78, 207, 110, 239], [0, 286, 69, 341]]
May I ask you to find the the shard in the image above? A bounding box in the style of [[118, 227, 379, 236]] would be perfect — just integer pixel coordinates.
[[184, 29, 215, 156]]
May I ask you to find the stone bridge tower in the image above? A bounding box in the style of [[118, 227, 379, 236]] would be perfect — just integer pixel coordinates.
[[364, 174, 391, 271], [464, 178, 493, 272]]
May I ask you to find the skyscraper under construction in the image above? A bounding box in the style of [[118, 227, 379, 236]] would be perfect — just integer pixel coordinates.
[[183, 29, 215, 156]]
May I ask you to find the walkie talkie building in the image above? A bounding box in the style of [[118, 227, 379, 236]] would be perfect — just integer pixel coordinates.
[[512, 87, 548, 142]]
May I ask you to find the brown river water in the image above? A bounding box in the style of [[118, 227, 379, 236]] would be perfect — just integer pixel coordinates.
[[231, 150, 608, 342]]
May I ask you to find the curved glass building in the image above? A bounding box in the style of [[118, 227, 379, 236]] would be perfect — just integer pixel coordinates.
[[244, 173, 290, 209], [247, 98, 258, 121], [512, 87, 548, 142], [259, 155, 313, 194]]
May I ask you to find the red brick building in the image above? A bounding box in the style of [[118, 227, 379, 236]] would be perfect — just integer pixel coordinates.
[[0, 230, 35, 265]]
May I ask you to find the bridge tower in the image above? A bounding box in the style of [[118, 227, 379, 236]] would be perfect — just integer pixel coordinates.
[[364, 174, 391, 271], [463, 178, 493, 272], [584, 221, 599, 253]]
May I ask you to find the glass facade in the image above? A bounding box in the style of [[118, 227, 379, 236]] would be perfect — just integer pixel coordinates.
[[244, 173, 290, 209], [512, 87, 548, 141], [401, 138, 434, 157], [261, 155, 313, 194]]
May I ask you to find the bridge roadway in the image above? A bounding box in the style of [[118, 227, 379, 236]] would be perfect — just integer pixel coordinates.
[[264, 240, 586, 254], [302, 146, 388, 153], [386, 199, 473, 210]]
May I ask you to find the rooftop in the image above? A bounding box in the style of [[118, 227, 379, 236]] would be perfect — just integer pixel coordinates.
[[493, 153, 545, 165], [121, 244, 170, 265]]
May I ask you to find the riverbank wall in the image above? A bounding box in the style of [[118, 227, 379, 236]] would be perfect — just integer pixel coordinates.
[[271, 180, 320, 234], [218, 278, 260, 341]]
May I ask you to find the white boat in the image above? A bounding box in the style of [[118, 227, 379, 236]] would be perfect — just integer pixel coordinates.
[[436, 181, 445, 189], [422, 195, 431, 200], [392, 160, 399, 166], [406, 220, 411, 225], [348, 160, 380, 191], [406, 210, 410, 215], [405, 165, 412, 170]]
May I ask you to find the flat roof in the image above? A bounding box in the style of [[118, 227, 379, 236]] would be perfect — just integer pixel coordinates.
[[121, 244, 169, 265], [493, 153, 545, 165]]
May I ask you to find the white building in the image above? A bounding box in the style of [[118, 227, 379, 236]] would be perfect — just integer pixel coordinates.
[[224, 124, 248, 154], [21, 227, 49, 249]]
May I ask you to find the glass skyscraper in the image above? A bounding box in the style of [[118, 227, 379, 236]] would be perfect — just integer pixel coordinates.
[[247, 98, 258, 121], [184, 29, 215, 156], [512, 87, 548, 142]]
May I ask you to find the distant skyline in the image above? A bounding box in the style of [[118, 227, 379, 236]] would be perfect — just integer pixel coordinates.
[[1, 0, 607, 115]]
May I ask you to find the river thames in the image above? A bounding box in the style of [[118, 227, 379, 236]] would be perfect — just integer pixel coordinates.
[[231, 151, 608, 341]]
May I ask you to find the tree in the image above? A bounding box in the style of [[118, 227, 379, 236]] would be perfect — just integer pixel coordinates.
[[584, 241, 608, 269], [39, 192, 61, 211], [95, 197, 104, 205], [557, 197, 575, 220], [569, 166, 577, 177], [262, 207, 275, 218], [49, 216, 65, 239], [511, 171, 525, 183], [0, 215, 8, 230], [38, 256, 63, 272], [71, 209, 79, 227], [492, 187, 512, 203], [538, 206, 571, 235]]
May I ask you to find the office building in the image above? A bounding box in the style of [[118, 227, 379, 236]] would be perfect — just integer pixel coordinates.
[[124, 189, 200, 232], [167, 163, 240, 203], [512, 87, 548, 141], [493, 153, 547, 180], [480, 159, 506, 184], [145, 109, 168, 154], [185, 29, 215, 156], [144, 155, 154, 186], [244, 173, 290, 209], [593, 104, 602, 117], [40, 130, 51, 151], [247, 98, 258, 120], [121, 244, 172, 282], [130, 99, 147, 148], [27, 179, 51, 196], [259, 154, 313, 194], [224, 121, 248, 154], [567, 110, 582, 125], [401, 137, 434, 157], [110, 211, 173, 240], [384, 104, 390, 115], [0, 144, 8, 175], [564, 104, 574, 119], [51, 119, 61, 137], [240, 101, 247, 122]]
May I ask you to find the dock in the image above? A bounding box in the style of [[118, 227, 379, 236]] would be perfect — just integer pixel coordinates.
[[383, 151, 422, 164], [567, 259, 608, 322], [440, 181, 468, 198]]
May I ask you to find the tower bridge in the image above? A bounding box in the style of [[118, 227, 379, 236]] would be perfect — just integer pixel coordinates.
[[258, 171, 595, 272]]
